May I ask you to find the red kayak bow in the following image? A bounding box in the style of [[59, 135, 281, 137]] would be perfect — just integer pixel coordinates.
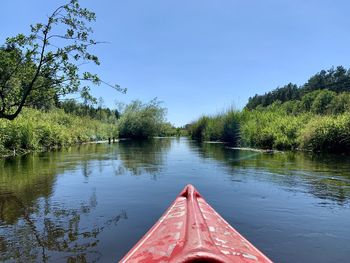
[[120, 184, 273, 263]]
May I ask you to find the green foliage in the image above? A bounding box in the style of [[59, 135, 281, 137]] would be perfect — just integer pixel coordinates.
[[327, 92, 350, 115], [190, 65, 350, 153], [246, 83, 300, 109], [246, 66, 350, 110], [222, 111, 240, 143], [188, 110, 240, 146], [303, 66, 350, 93], [240, 108, 309, 150], [0, 0, 124, 120], [188, 116, 209, 141], [60, 99, 117, 123], [0, 108, 118, 156], [264, 89, 349, 116], [117, 99, 167, 139], [299, 114, 350, 153], [189, 104, 350, 152], [310, 90, 336, 114], [158, 122, 178, 137]]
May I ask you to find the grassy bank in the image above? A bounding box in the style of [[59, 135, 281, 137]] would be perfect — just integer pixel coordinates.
[[0, 108, 118, 157], [188, 107, 350, 153]]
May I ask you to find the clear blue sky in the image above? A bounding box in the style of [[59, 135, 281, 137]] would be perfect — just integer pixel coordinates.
[[1, 0, 350, 126]]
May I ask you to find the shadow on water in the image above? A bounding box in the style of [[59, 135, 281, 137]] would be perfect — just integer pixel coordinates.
[[192, 141, 350, 206]]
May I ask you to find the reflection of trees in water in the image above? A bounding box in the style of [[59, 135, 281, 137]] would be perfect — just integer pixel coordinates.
[[0, 190, 127, 262], [0, 144, 114, 224], [114, 138, 172, 176], [0, 144, 127, 262], [194, 142, 350, 205]]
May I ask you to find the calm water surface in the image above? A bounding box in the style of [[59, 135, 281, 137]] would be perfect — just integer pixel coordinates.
[[0, 138, 350, 262]]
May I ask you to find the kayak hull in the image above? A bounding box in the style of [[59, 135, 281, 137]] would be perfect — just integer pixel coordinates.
[[120, 185, 272, 263]]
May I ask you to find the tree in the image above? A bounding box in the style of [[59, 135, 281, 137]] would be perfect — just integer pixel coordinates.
[[0, 0, 125, 120], [245, 83, 300, 110], [303, 66, 350, 94], [328, 92, 350, 114], [118, 99, 166, 138], [97, 97, 104, 120], [311, 90, 336, 114]]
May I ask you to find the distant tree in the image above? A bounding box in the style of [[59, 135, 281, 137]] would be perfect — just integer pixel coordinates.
[[299, 90, 322, 112], [245, 66, 350, 110], [246, 83, 299, 110], [302, 66, 350, 94], [114, 109, 121, 119], [0, 0, 125, 120], [328, 92, 350, 114], [97, 97, 104, 120], [311, 90, 336, 114]]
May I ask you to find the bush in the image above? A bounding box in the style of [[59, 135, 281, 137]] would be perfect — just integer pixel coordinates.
[[188, 116, 209, 141], [299, 114, 350, 152], [118, 99, 167, 139], [188, 110, 240, 145]]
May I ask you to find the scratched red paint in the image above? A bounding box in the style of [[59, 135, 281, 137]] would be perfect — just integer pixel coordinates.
[[120, 185, 273, 263]]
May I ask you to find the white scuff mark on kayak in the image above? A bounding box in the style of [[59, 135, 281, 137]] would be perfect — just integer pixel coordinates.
[[242, 253, 258, 260], [173, 232, 180, 240], [215, 237, 227, 244], [177, 206, 185, 211], [221, 250, 230, 255], [209, 226, 215, 232], [119, 199, 179, 263], [224, 231, 231, 236], [167, 211, 185, 218], [174, 221, 183, 230], [158, 251, 167, 257], [167, 243, 176, 256], [203, 214, 209, 219], [200, 209, 211, 214]]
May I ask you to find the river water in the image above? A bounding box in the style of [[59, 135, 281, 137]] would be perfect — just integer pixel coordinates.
[[0, 138, 349, 262]]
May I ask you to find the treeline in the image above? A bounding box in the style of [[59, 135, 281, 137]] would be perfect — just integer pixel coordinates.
[[189, 66, 350, 153], [246, 66, 350, 109], [60, 99, 119, 123]]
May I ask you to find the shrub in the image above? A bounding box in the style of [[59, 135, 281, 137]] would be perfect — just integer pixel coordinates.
[[118, 99, 166, 139], [189, 116, 209, 141], [299, 113, 350, 152]]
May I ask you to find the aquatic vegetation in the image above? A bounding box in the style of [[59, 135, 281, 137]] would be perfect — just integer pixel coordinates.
[[189, 106, 350, 153], [117, 99, 175, 139], [0, 108, 118, 156]]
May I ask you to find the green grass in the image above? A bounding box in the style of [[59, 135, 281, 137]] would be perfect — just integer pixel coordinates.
[[0, 108, 118, 156], [188, 110, 240, 146], [188, 106, 350, 153]]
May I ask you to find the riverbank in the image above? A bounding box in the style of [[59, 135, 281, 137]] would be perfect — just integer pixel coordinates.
[[0, 108, 118, 158], [188, 109, 350, 153]]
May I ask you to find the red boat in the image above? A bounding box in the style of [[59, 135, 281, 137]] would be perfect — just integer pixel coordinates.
[[120, 185, 273, 263]]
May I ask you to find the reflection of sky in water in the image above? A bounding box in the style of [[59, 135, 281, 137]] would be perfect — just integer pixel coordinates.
[[0, 138, 350, 262]]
